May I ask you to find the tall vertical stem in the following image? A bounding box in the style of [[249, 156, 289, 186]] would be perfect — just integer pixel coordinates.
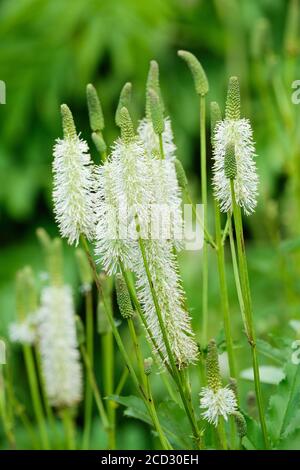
[[200, 96, 208, 347], [82, 290, 94, 449], [230, 181, 269, 449]]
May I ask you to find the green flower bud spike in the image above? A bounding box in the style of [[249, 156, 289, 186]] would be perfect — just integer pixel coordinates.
[[92, 132, 107, 155], [224, 142, 237, 180], [174, 158, 188, 191], [178, 50, 209, 96], [146, 60, 164, 118], [61, 104, 77, 139], [76, 248, 93, 287], [225, 76, 240, 121], [115, 82, 132, 127], [144, 357, 153, 376], [119, 107, 135, 145], [115, 273, 134, 319], [210, 101, 222, 139], [86, 83, 104, 132], [232, 411, 247, 439], [22, 266, 38, 314], [206, 339, 222, 392], [149, 88, 165, 136]]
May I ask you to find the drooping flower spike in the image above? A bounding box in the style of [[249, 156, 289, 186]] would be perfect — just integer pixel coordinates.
[[212, 77, 258, 215], [200, 340, 237, 426], [52, 104, 96, 245]]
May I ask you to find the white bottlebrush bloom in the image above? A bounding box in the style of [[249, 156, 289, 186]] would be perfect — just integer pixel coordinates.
[[52, 135, 95, 246], [137, 117, 176, 160], [134, 239, 198, 368], [37, 285, 82, 408], [95, 137, 154, 275], [212, 118, 258, 215], [200, 386, 237, 426], [9, 314, 37, 345]]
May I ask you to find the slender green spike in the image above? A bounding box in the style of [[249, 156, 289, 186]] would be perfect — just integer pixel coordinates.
[[76, 248, 93, 287], [16, 270, 26, 320], [115, 273, 134, 319], [144, 357, 153, 376], [178, 50, 209, 96], [115, 82, 132, 127], [119, 107, 135, 144], [232, 411, 247, 438], [206, 339, 222, 392], [174, 158, 188, 190], [284, 0, 300, 56], [224, 142, 237, 180], [149, 88, 165, 135], [92, 132, 107, 155], [48, 238, 64, 287], [61, 104, 77, 139], [86, 83, 104, 132], [225, 77, 240, 120], [36, 228, 51, 251], [146, 60, 164, 118], [210, 101, 222, 139], [22, 266, 38, 314]]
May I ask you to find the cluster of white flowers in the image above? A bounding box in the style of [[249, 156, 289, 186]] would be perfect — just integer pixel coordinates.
[[212, 118, 258, 215], [200, 386, 237, 426], [9, 314, 37, 345], [37, 285, 82, 408]]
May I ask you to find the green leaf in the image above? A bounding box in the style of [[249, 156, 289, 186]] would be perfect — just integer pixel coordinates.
[[109, 395, 193, 449], [241, 413, 264, 450], [267, 363, 300, 446]]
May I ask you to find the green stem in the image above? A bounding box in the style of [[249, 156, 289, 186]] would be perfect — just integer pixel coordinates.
[[230, 181, 269, 449], [137, 236, 202, 447], [82, 290, 94, 450], [102, 330, 115, 450], [115, 368, 129, 396], [200, 95, 208, 348], [185, 192, 217, 249], [0, 366, 15, 448], [23, 345, 49, 449], [127, 318, 171, 450], [60, 408, 75, 450], [80, 344, 110, 434], [217, 417, 228, 450], [214, 201, 236, 379], [158, 133, 165, 160]]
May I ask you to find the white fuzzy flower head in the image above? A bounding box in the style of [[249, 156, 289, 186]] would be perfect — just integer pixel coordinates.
[[9, 314, 37, 345], [37, 285, 82, 408], [200, 386, 237, 426], [52, 104, 95, 246], [212, 118, 258, 215]]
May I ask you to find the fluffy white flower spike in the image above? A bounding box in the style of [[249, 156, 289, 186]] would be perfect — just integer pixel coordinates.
[[212, 77, 258, 215], [52, 104, 95, 246], [200, 340, 237, 426], [9, 316, 36, 345], [37, 284, 82, 408]]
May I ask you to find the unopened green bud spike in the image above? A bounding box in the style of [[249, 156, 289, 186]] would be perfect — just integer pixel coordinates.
[[146, 60, 164, 117], [232, 411, 247, 439], [115, 82, 132, 127], [92, 132, 107, 156], [178, 50, 209, 96], [224, 142, 237, 180], [115, 273, 134, 319], [61, 104, 77, 139], [225, 77, 240, 120], [149, 88, 165, 135], [174, 159, 188, 191], [119, 107, 135, 144], [86, 83, 104, 132], [206, 339, 222, 392]]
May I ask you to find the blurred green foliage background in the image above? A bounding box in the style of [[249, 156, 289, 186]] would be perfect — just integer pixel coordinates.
[[1, 0, 300, 449]]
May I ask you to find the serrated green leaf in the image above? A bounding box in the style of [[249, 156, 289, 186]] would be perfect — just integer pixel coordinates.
[[241, 413, 264, 450], [267, 363, 300, 445]]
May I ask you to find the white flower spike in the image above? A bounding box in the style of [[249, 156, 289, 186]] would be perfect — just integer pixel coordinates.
[[212, 77, 258, 215], [52, 104, 95, 246], [37, 285, 82, 408], [200, 386, 237, 426]]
